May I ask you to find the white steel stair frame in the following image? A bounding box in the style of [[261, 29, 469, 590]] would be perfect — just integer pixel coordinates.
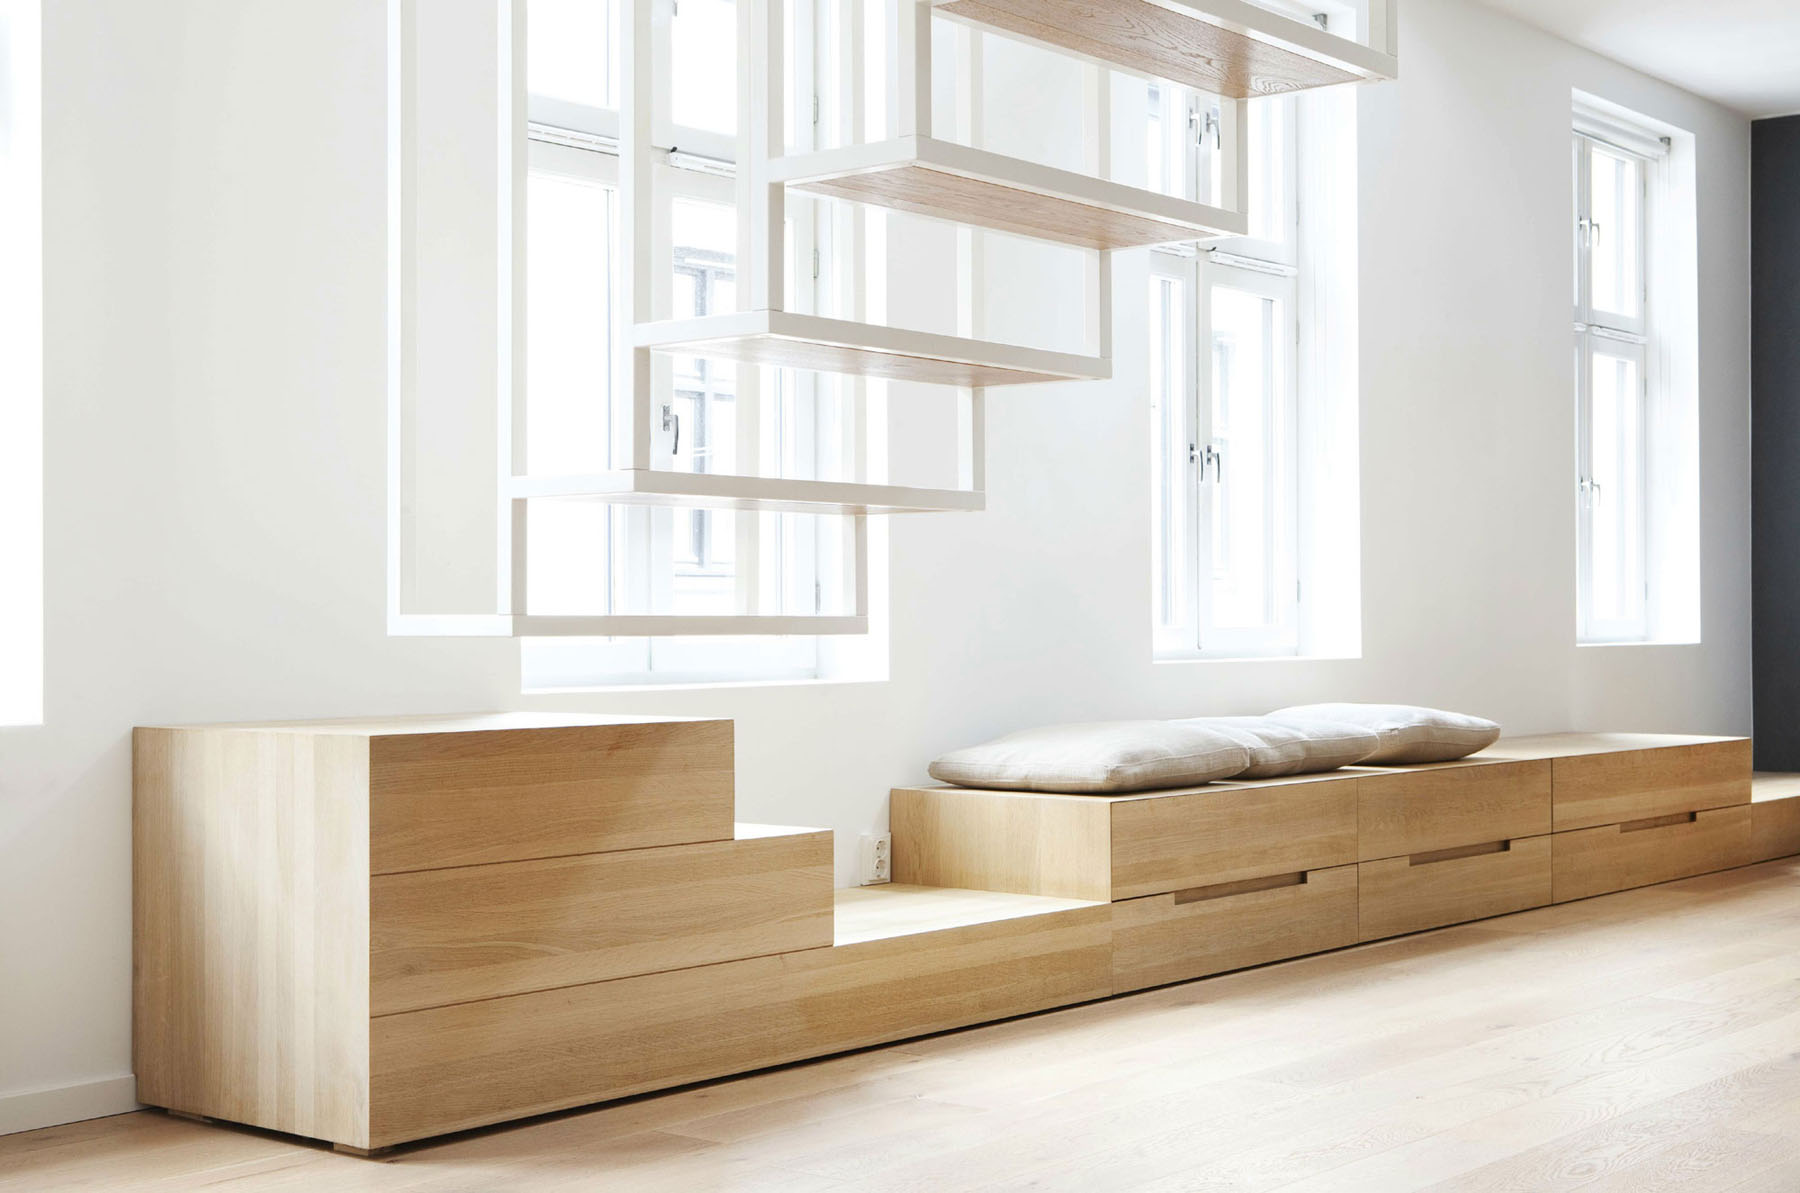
[[387, 0, 871, 637]]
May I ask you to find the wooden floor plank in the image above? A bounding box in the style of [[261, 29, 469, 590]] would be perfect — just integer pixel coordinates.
[[5, 860, 1799, 1193]]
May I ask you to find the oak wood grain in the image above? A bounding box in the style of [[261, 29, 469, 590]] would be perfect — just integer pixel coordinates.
[[132, 727, 372, 1149], [1358, 835, 1552, 941], [367, 895, 1114, 1146], [1358, 760, 1551, 860], [1111, 864, 1358, 993], [1547, 738, 1751, 831], [1553, 805, 1754, 902], [1108, 779, 1359, 899], [890, 786, 1113, 901], [368, 718, 736, 873], [370, 825, 834, 1015], [935, 0, 1361, 97]]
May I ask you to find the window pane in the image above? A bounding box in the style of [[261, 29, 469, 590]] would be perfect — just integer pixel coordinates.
[[670, 0, 737, 136], [526, 169, 613, 475], [1209, 285, 1284, 631], [1150, 274, 1187, 632], [669, 196, 738, 610], [1587, 349, 1645, 627], [1588, 144, 1642, 320], [529, 0, 613, 109]]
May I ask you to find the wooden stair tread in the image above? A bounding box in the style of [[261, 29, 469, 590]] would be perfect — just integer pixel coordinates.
[[1751, 773, 1800, 803], [833, 883, 1104, 946]]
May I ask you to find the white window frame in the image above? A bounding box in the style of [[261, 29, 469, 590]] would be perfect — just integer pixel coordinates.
[[1573, 124, 1656, 644], [1152, 97, 1301, 660]]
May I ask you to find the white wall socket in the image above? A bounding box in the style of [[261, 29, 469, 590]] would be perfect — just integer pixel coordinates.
[[858, 833, 892, 885]]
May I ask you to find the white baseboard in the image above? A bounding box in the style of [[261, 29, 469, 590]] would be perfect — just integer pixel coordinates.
[[0, 1075, 141, 1137]]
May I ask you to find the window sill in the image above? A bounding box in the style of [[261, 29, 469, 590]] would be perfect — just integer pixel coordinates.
[[1576, 638, 1702, 649], [522, 673, 889, 696], [1153, 651, 1361, 665]]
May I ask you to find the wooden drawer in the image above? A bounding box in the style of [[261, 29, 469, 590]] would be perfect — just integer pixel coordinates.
[[1111, 864, 1357, 993], [370, 825, 833, 1015], [1552, 805, 1753, 902], [1109, 779, 1359, 900], [369, 717, 736, 872], [1550, 738, 1750, 832], [368, 902, 1113, 1147], [1358, 835, 1551, 941], [1358, 760, 1551, 860]]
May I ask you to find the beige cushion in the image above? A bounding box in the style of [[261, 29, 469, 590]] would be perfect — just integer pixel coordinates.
[[927, 721, 1252, 794], [1180, 716, 1381, 778], [1268, 703, 1501, 765]]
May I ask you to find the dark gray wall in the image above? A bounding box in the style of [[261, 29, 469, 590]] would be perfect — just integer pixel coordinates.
[[1753, 116, 1800, 768]]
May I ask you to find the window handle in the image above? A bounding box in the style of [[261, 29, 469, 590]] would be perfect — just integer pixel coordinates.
[[662, 405, 680, 455], [1579, 477, 1602, 507], [1202, 444, 1225, 484]]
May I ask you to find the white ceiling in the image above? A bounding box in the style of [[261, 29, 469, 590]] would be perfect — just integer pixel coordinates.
[[1476, 0, 1800, 119]]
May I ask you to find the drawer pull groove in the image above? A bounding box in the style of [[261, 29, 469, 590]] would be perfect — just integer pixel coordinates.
[[1408, 840, 1511, 867], [1619, 811, 1700, 833], [1173, 871, 1307, 905]]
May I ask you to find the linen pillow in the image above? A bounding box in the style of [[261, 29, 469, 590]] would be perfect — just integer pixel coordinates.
[[1267, 703, 1501, 765], [927, 721, 1252, 794], [1178, 716, 1381, 778]]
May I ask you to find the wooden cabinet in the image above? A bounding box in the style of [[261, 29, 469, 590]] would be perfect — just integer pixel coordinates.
[[133, 714, 806, 1153], [1109, 779, 1359, 900], [1358, 836, 1552, 941], [370, 824, 833, 1015], [1111, 865, 1358, 994], [1357, 761, 1551, 860], [370, 892, 1112, 1146], [1530, 736, 1751, 832], [1552, 805, 1753, 902], [892, 776, 1358, 902]]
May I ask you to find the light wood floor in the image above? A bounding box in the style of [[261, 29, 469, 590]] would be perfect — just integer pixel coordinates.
[[7, 857, 1800, 1193]]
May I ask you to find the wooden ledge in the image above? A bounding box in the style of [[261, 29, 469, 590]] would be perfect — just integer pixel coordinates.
[[833, 883, 1105, 946]]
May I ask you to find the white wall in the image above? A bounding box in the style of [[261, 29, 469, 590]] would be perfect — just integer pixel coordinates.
[[0, 0, 1751, 1132]]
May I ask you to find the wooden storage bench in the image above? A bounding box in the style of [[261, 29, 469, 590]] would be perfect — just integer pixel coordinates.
[[136, 719, 1776, 1152]]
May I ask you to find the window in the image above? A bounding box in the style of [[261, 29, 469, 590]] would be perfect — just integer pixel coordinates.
[[1150, 96, 1302, 659], [1574, 133, 1649, 641], [1571, 96, 1698, 646], [0, 0, 41, 725]]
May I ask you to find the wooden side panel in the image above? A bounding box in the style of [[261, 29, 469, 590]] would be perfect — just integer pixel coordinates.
[[1358, 761, 1551, 860], [1752, 797, 1800, 863], [891, 787, 1114, 902], [934, 0, 1362, 98], [132, 728, 371, 1149], [368, 904, 1114, 1147], [1552, 805, 1754, 903], [1110, 865, 1358, 994], [369, 720, 735, 873], [371, 828, 834, 1015], [1550, 739, 1751, 831], [1108, 781, 1358, 900], [1357, 836, 1552, 941]]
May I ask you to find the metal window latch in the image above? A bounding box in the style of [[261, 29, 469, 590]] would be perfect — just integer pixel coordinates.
[[1578, 477, 1602, 507], [663, 404, 680, 454], [1196, 443, 1224, 482], [1191, 107, 1221, 150], [1578, 217, 1602, 249]]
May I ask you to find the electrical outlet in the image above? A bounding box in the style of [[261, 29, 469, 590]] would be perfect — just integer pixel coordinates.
[[858, 833, 892, 885]]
